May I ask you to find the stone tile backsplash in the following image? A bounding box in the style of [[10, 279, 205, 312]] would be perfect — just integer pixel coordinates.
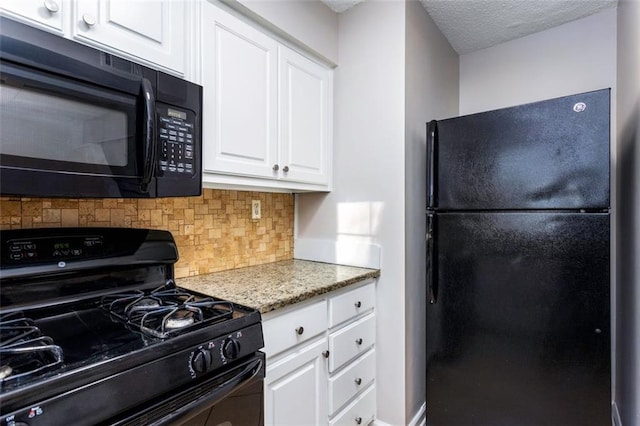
[[0, 189, 294, 278]]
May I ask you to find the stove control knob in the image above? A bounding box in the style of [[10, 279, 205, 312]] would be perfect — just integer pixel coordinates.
[[191, 348, 212, 373], [222, 338, 241, 360]]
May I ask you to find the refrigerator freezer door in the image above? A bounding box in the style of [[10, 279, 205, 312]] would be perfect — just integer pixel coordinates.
[[434, 89, 610, 210], [426, 212, 610, 426]]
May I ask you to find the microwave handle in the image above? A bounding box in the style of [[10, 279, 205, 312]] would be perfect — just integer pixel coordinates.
[[140, 78, 156, 193]]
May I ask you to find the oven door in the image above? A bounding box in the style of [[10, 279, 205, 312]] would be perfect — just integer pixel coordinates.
[[0, 17, 158, 198], [110, 353, 265, 426]]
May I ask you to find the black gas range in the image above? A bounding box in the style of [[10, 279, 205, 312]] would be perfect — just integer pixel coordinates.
[[0, 228, 264, 426]]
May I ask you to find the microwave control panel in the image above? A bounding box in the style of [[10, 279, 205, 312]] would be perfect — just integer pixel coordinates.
[[158, 106, 196, 176]]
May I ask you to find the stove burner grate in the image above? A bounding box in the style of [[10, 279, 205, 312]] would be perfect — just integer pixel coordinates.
[[101, 284, 235, 339], [0, 312, 64, 386]]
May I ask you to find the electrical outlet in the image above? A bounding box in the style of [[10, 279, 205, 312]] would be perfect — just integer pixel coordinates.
[[251, 200, 261, 219]]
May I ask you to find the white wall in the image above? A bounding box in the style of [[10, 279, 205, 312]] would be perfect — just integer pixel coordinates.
[[404, 1, 458, 422], [615, 1, 640, 424], [459, 9, 617, 114], [227, 0, 339, 64], [295, 2, 408, 424]]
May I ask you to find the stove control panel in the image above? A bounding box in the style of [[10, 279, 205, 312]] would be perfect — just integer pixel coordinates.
[[3, 235, 104, 264], [187, 323, 263, 379]]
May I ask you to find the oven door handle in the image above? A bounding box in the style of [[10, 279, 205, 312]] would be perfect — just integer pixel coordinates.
[[140, 78, 156, 194], [117, 355, 264, 426]]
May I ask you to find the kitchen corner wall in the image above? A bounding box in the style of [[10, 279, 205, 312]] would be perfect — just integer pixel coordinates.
[[0, 189, 294, 278]]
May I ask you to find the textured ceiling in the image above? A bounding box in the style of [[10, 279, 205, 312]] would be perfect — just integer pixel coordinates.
[[321, 0, 617, 54]]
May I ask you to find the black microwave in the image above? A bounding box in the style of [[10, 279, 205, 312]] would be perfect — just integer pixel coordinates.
[[0, 18, 202, 198]]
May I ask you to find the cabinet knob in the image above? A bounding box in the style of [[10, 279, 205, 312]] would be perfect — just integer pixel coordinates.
[[355, 338, 363, 345], [354, 301, 362, 308], [82, 13, 96, 26], [282, 165, 289, 173], [322, 350, 330, 358], [355, 417, 363, 425], [43, 0, 59, 13], [295, 326, 304, 335], [355, 377, 362, 385], [272, 164, 279, 171]]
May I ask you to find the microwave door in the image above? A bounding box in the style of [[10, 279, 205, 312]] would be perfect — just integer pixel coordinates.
[[0, 61, 151, 198]]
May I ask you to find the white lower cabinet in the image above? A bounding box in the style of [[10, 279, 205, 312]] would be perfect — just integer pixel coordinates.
[[329, 384, 376, 426], [263, 280, 376, 425], [328, 350, 375, 415], [264, 338, 329, 426]]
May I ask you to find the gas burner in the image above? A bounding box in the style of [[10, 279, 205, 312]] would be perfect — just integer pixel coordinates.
[[0, 312, 63, 386], [101, 283, 235, 339], [165, 310, 196, 330]]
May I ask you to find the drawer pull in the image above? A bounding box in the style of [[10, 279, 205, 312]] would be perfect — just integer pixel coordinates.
[[295, 326, 304, 335], [355, 338, 363, 345], [355, 417, 363, 425], [322, 350, 330, 358], [355, 301, 362, 308], [355, 377, 362, 385]]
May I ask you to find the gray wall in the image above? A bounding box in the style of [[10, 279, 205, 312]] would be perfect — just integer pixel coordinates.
[[459, 9, 617, 114], [404, 1, 458, 422], [616, 1, 640, 425], [296, 2, 409, 424]]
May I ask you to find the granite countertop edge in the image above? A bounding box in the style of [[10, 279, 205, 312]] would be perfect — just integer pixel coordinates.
[[177, 259, 380, 314], [256, 270, 380, 314]]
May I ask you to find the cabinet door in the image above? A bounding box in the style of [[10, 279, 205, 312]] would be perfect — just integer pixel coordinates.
[[202, 4, 279, 180], [0, 0, 64, 33], [265, 338, 328, 426], [279, 45, 332, 185], [72, 0, 186, 75]]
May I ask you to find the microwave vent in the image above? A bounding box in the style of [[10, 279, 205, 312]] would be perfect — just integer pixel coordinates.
[[102, 53, 143, 77]]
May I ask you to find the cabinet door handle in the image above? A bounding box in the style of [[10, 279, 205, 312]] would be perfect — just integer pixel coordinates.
[[354, 301, 362, 308], [355, 417, 363, 425], [322, 350, 330, 358], [295, 326, 304, 335], [355, 338, 363, 345], [354, 377, 362, 385], [282, 165, 289, 173], [43, 0, 59, 13], [272, 164, 279, 171], [82, 13, 96, 26]]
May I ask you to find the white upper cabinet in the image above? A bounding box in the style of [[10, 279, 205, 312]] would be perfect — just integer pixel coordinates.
[[1, 0, 65, 33], [279, 45, 332, 186], [202, 4, 279, 179], [72, 0, 188, 76], [201, 3, 333, 192], [1, 0, 191, 78]]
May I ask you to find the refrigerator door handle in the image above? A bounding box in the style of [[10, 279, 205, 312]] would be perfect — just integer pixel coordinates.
[[427, 120, 438, 209], [427, 212, 437, 304]]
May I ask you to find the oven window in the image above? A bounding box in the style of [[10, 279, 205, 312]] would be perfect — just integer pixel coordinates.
[[0, 61, 138, 176]]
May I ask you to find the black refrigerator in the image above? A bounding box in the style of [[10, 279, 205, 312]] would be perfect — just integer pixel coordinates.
[[425, 89, 611, 426]]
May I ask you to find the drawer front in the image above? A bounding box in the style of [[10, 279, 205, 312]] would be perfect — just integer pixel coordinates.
[[329, 282, 375, 328], [263, 300, 327, 358], [329, 350, 375, 414], [329, 384, 375, 426], [329, 313, 375, 372]]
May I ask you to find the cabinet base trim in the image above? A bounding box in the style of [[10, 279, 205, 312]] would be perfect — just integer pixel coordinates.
[[409, 402, 426, 426]]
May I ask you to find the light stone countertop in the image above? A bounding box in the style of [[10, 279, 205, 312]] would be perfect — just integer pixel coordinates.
[[177, 259, 380, 314]]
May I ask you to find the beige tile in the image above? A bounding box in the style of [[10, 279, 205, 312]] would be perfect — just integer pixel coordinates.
[[1, 189, 293, 276]]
